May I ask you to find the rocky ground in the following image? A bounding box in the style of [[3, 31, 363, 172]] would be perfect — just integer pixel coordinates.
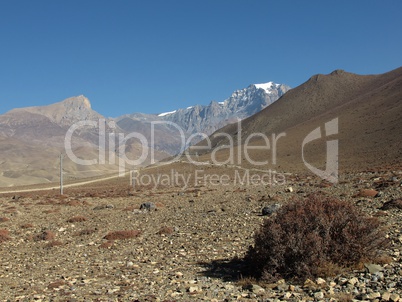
[[0, 165, 401, 301]]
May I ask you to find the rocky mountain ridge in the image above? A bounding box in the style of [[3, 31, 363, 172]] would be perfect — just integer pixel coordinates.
[[0, 81, 290, 186], [116, 82, 290, 136]]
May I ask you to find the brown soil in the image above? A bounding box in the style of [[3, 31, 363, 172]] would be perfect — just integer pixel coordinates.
[[0, 163, 401, 300]]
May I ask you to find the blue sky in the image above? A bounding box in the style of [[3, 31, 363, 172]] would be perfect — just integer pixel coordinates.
[[0, 0, 401, 117]]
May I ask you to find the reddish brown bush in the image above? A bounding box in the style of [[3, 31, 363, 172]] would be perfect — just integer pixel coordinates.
[[103, 230, 141, 240], [0, 217, 10, 223], [67, 216, 87, 223], [42, 209, 60, 214], [46, 240, 63, 248], [34, 230, 56, 241], [66, 200, 82, 206], [0, 229, 11, 243], [20, 223, 34, 229], [245, 195, 388, 282], [75, 228, 97, 236], [157, 226, 174, 235], [48, 280, 65, 289]]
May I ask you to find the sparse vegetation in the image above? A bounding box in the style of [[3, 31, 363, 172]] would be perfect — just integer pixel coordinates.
[[46, 240, 63, 248], [103, 230, 141, 240], [244, 194, 388, 282], [74, 228, 97, 236], [67, 215, 87, 223], [157, 226, 174, 235], [34, 230, 56, 241], [20, 223, 34, 229], [0, 229, 11, 243]]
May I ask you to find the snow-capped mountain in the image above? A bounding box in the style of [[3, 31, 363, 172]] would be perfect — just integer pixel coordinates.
[[117, 81, 290, 139], [0, 81, 290, 186]]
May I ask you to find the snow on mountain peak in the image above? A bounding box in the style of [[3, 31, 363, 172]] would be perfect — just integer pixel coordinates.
[[254, 82, 280, 94], [158, 110, 177, 117]]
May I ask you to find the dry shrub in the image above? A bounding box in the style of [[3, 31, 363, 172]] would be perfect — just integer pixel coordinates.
[[100, 240, 114, 248], [158, 226, 174, 235], [380, 199, 402, 210], [104, 230, 141, 240], [42, 209, 60, 214], [48, 280, 65, 289], [0, 229, 11, 243], [65, 200, 82, 206], [34, 230, 56, 241], [75, 228, 97, 236], [245, 195, 388, 282], [20, 223, 34, 229], [46, 240, 63, 248], [67, 216, 87, 223], [0, 217, 10, 223]]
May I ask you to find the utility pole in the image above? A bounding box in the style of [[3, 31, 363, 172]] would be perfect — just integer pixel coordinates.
[[60, 153, 64, 195]]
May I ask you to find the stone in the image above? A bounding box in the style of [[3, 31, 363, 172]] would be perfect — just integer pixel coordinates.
[[251, 284, 265, 294], [390, 293, 400, 302], [285, 187, 293, 193], [276, 279, 287, 291], [382, 292, 391, 301], [224, 284, 235, 290], [288, 285, 295, 291], [262, 203, 281, 216], [304, 279, 317, 289], [348, 277, 359, 286], [364, 263, 383, 274], [314, 291, 325, 300], [366, 292, 381, 299], [316, 278, 326, 287], [140, 202, 156, 211], [187, 286, 200, 293]]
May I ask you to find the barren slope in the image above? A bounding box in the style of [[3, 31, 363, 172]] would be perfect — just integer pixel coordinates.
[[200, 67, 402, 174]]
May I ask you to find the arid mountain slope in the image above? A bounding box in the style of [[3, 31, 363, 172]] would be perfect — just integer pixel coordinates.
[[198, 67, 402, 174], [0, 81, 289, 187]]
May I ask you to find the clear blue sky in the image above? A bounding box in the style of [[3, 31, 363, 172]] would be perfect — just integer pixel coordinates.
[[0, 0, 401, 117]]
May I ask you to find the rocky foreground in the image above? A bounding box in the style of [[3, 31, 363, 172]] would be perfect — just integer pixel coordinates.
[[0, 168, 401, 301]]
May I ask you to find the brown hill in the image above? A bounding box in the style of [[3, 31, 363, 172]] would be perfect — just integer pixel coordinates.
[[0, 97, 124, 187], [194, 67, 402, 178]]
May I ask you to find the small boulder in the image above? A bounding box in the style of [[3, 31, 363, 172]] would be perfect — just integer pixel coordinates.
[[262, 203, 281, 216], [364, 263, 383, 274], [251, 284, 265, 294], [140, 202, 156, 211]]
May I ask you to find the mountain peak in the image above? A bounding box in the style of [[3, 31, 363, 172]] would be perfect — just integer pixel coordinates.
[[253, 81, 278, 92], [61, 95, 91, 110]]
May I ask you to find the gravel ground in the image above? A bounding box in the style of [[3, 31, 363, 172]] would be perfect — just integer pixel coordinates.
[[0, 167, 401, 301]]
